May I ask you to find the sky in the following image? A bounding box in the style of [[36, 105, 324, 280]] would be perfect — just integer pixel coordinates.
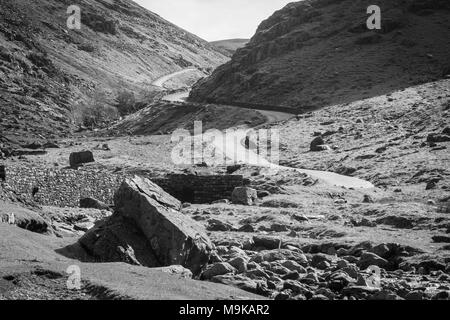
[[135, 0, 295, 42]]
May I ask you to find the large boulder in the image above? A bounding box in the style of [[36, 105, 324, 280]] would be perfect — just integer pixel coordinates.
[[69, 150, 94, 168], [79, 197, 110, 210], [79, 176, 213, 274], [232, 187, 257, 205]]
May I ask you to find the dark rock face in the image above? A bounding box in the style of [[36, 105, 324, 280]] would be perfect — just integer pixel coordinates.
[[79, 176, 213, 274], [69, 151, 95, 168], [427, 133, 450, 143], [190, 0, 450, 111], [0, 0, 227, 151], [310, 136, 325, 152], [0, 165, 5, 181]]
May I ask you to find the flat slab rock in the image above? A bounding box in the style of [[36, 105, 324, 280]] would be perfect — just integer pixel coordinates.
[[79, 176, 213, 274]]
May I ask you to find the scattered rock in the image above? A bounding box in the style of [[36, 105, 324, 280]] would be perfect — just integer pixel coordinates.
[[253, 235, 281, 250], [228, 256, 248, 274], [206, 219, 234, 231], [357, 252, 388, 269], [281, 260, 307, 274], [351, 217, 377, 227], [238, 223, 255, 232], [270, 223, 290, 232], [202, 262, 236, 280], [405, 290, 424, 300], [210, 274, 261, 294], [311, 253, 334, 268]]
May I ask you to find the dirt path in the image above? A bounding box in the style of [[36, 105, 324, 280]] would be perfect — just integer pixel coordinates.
[[155, 71, 373, 188], [162, 90, 190, 102], [207, 128, 374, 189], [152, 68, 198, 88]]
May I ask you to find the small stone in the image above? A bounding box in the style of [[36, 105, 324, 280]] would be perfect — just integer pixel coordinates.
[[336, 259, 349, 269], [282, 271, 300, 280], [301, 272, 319, 284], [405, 290, 424, 300], [252, 235, 281, 250], [311, 253, 333, 268], [274, 290, 291, 300], [281, 260, 307, 274], [202, 262, 236, 280], [357, 252, 388, 269], [206, 219, 233, 231], [238, 223, 255, 232], [228, 257, 248, 274]]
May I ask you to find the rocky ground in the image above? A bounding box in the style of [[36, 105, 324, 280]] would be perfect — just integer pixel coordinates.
[[1, 77, 449, 300], [1, 0, 449, 301], [0, 0, 227, 151]]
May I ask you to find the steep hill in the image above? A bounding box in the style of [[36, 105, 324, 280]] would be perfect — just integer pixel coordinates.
[[0, 0, 227, 150], [189, 0, 450, 112], [210, 38, 249, 57]]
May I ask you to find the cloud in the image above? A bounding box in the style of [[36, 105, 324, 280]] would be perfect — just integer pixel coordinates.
[[135, 0, 295, 41]]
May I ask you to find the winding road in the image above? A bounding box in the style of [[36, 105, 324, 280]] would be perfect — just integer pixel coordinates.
[[152, 68, 198, 88], [152, 68, 197, 102], [207, 128, 374, 189], [157, 69, 374, 189]]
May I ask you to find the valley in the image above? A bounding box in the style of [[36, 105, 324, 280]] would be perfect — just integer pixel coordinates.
[[1, 0, 449, 302]]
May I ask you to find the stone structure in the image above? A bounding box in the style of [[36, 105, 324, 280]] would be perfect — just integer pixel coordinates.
[[4, 164, 124, 207], [3, 164, 244, 207], [153, 174, 244, 204], [69, 150, 95, 168]]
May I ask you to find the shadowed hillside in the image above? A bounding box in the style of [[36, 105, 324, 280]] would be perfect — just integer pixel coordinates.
[[190, 0, 450, 112], [0, 0, 227, 150]]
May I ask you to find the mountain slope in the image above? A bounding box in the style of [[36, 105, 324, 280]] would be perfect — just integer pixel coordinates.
[[189, 0, 450, 112], [0, 0, 227, 150], [210, 39, 249, 57]]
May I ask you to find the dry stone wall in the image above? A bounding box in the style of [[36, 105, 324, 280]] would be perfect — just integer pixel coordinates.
[[2, 164, 244, 207], [153, 174, 244, 204]]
